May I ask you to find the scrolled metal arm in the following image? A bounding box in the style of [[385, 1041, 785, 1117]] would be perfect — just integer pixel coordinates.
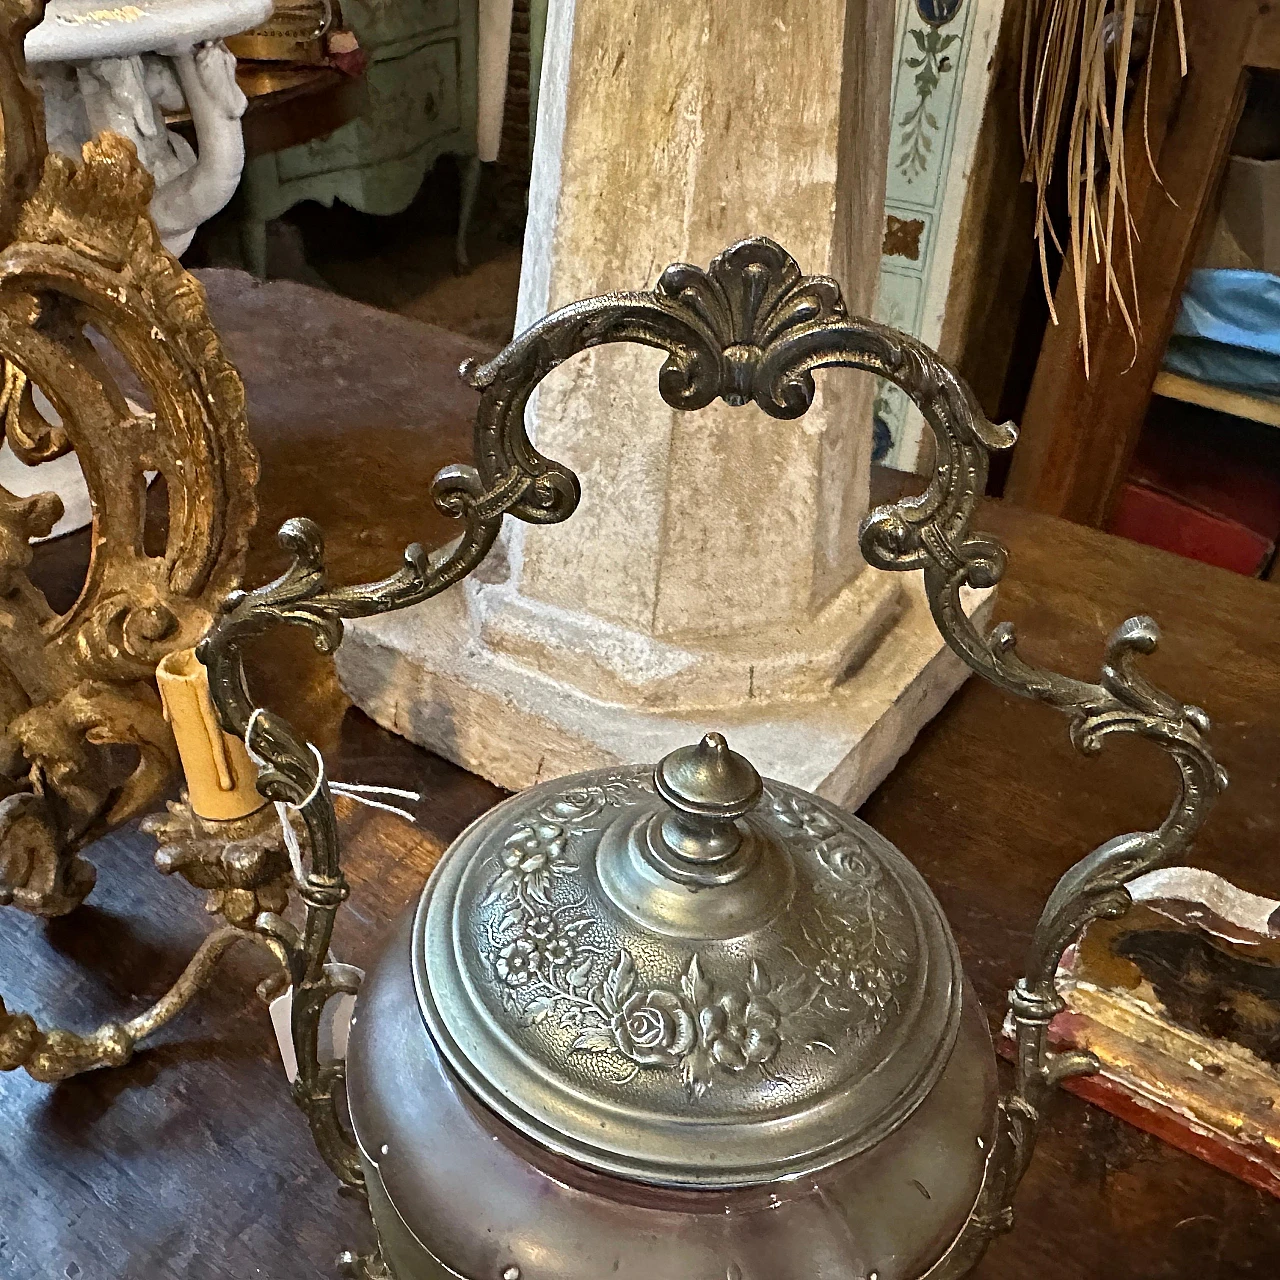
[[201, 240, 1225, 1254], [0, 924, 285, 1082], [852, 342, 1227, 1270]]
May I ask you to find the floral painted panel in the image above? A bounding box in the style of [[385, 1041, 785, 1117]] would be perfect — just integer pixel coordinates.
[[873, 0, 1006, 471]]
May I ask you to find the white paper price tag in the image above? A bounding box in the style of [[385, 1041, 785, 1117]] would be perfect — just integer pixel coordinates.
[[269, 962, 364, 1083]]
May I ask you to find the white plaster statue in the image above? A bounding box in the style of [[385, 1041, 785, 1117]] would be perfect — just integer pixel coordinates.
[[11, 0, 269, 538], [26, 0, 271, 256]]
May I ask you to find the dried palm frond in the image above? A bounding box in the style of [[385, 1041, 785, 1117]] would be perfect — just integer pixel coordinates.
[[1020, 0, 1187, 375]]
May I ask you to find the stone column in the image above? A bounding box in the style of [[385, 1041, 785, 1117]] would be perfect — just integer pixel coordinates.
[[337, 0, 985, 806]]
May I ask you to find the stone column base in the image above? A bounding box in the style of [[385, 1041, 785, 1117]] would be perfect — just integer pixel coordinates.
[[337, 576, 990, 810]]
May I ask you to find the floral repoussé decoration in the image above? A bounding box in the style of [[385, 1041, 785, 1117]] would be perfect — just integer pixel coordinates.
[[479, 777, 910, 1098]]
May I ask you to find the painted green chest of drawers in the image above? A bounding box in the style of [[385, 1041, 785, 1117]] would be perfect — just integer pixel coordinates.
[[238, 0, 478, 276]]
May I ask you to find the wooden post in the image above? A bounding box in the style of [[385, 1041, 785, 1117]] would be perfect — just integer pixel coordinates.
[[1004, 5, 1280, 527]]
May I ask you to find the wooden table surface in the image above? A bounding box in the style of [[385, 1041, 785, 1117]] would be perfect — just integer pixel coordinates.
[[166, 63, 365, 160], [3, 440, 1280, 1274]]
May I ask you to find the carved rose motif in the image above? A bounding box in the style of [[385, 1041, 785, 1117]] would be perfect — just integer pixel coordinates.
[[480, 777, 909, 1096], [586, 951, 795, 1095], [815, 833, 873, 881], [542, 788, 607, 822], [611, 989, 696, 1067]]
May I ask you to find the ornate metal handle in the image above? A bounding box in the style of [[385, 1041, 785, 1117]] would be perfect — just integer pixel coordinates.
[[201, 241, 1225, 1254], [859, 398, 1226, 1273]]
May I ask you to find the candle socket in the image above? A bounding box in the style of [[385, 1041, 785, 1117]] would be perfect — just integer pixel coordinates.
[[144, 798, 295, 930], [151, 647, 294, 930]]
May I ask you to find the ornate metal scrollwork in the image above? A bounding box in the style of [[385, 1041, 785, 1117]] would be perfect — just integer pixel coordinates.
[[201, 234, 1223, 1276], [0, 0, 258, 919], [0, 0, 276, 1083]]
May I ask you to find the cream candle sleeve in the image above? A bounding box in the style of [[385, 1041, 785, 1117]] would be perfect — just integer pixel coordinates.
[[156, 647, 266, 821]]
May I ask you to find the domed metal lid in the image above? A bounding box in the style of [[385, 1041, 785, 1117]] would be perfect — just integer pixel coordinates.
[[414, 734, 962, 1188]]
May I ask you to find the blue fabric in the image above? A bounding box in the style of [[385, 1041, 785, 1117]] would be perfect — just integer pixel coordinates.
[[1164, 268, 1280, 391], [1164, 336, 1280, 392]]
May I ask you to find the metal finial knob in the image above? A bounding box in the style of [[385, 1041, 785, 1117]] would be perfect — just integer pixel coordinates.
[[652, 733, 762, 881]]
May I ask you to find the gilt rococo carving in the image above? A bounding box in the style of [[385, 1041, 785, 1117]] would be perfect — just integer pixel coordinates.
[[0, 0, 277, 1085], [197, 230, 1223, 1276], [0, 0, 258, 920]]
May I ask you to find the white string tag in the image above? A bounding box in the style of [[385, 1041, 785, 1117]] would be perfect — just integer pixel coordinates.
[[276, 800, 305, 884], [242, 707, 421, 890], [329, 779, 420, 822], [240, 708, 412, 1079]]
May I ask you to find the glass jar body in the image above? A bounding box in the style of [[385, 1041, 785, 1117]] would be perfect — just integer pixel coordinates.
[[347, 908, 998, 1280]]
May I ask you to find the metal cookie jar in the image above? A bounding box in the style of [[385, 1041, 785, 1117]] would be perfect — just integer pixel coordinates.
[[201, 239, 1226, 1279]]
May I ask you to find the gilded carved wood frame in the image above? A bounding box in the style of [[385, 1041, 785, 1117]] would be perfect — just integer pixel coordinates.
[[0, 0, 271, 1081]]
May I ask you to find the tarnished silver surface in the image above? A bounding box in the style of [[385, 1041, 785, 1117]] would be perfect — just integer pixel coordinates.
[[352, 909, 996, 1280], [651, 732, 763, 883], [199, 236, 1226, 1276], [416, 752, 962, 1187]]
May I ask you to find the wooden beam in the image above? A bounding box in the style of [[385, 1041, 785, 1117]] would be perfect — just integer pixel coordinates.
[[1004, 4, 1257, 526], [1245, 2, 1280, 71]]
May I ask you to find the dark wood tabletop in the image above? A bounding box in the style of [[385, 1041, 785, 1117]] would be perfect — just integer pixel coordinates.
[[3, 282, 1279, 1277]]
